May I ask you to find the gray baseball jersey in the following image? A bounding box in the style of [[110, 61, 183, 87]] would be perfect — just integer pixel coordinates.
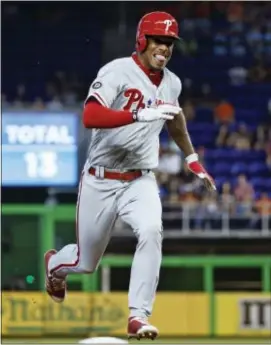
[[84, 56, 182, 170]]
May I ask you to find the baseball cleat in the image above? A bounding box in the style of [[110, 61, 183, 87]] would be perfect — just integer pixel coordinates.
[[127, 317, 158, 340], [44, 249, 67, 303]]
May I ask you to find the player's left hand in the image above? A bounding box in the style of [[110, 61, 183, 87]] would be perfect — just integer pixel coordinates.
[[185, 153, 216, 191], [157, 104, 182, 116]]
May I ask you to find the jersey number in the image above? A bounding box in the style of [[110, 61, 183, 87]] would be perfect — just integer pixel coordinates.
[[123, 89, 145, 111]]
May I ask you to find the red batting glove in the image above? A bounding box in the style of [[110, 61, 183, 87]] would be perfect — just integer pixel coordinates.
[[185, 153, 216, 191]]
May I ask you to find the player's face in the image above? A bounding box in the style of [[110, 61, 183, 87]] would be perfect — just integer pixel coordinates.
[[144, 36, 175, 71]]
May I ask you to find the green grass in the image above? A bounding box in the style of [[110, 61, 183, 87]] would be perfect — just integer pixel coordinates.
[[2, 338, 270, 344]]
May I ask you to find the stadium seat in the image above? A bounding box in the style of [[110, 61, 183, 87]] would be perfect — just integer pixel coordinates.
[[230, 162, 248, 176], [248, 162, 269, 176], [250, 177, 266, 192], [213, 162, 231, 175]]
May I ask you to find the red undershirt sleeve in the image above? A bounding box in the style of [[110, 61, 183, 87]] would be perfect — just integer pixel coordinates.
[[83, 100, 135, 129]]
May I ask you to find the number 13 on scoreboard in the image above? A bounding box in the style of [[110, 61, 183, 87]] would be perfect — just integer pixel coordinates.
[[23, 151, 58, 179]]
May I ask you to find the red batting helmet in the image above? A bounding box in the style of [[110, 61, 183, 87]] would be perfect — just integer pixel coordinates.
[[136, 11, 181, 53]]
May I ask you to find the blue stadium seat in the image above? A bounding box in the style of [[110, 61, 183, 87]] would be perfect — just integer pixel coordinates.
[[213, 162, 231, 176], [248, 162, 269, 176], [230, 162, 248, 176], [250, 177, 266, 192]]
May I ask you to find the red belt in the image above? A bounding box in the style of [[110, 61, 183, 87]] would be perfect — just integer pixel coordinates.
[[89, 167, 144, 181]]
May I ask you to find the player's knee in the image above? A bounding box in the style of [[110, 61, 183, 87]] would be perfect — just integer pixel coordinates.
[[137, 222, 163, 244]]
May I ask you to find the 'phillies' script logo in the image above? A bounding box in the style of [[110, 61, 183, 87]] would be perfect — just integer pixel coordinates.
[[123, 89, 145, 111], [123, 89, 166, 111]]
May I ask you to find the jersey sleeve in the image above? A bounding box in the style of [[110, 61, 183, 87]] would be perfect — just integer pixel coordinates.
[[85, 64, 122, 108]]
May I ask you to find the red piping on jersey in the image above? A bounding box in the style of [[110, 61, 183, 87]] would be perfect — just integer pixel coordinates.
[[131, 53, 163, 87], [92, 92, 107, 107], [83, 101, 134, 129]]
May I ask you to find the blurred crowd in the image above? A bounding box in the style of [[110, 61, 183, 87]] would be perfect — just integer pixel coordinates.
[[155, 101, 271, 230], [2, 71, 84, 110], [2, 2, 271, 108], [177, 2, 271, 59]]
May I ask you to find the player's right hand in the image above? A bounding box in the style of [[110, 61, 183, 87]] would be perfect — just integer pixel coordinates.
[[133, 105, 181, 122]]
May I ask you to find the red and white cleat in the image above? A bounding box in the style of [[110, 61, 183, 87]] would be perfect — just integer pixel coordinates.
[[44, 249, 67, 303], [127, 316, 159, 340]]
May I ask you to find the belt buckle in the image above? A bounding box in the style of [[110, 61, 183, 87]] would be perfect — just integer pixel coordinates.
[[95, 166, 105, 179]]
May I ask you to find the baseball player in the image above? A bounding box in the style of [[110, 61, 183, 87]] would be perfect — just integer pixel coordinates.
[[44, 11, 216, 340]]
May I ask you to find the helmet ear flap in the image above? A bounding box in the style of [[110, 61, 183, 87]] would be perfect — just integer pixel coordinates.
[[136, 36, 147, 53]]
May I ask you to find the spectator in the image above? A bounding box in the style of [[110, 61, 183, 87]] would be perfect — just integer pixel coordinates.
[[2, 93, 10, 108], [216, 125, 230, 147], [227, 2, 244, 22], [197, 146, 206, 166], [181, 78, 194, 100], [266, 152, 271, 171], [246, 25, 263, 54], [253, 124, 267, 150], [52, 70, 67, 92], [157, 141, 182, 175], [254, 192, 271, 216], [234, 123, 252, 150], [237, 123, 252, 138], [225, 131, 239, 149], [47, 96, 64, 111], [234, 136, 251, 150], [229, 31, 246, 57], [268, 98, 271, 117], [179, 164, 203, 197], [62, 87, 78, 107], [45, 82, 58, 99], [31, 97, 45, 110], [182, 100, 195, 121], [11, 84, 27, 108], [12, 97, 25, 109], [182, 39, 198, 56], [234, 194, 254, 223], [223, 123, 252, 150], [234, 174, 255, 202], [180, 190, 198, 206], [214, 99, 235, 124], [220, 182, 235, 214], [247, 59, 267, 82], [201, 83, 212, 101], [212, 2, 227, 21], [15, 83, 27, 103], [250, 192, 271, 230], [213, 31, 228, 56], [228, 65, 248, 86], [166, 176, 182, 204], [264, 26, 271, 58], [194, 194, 220, 230], [255, 125, 266, 143]]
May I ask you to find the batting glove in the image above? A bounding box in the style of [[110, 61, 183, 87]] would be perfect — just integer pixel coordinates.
[[133, 105, 181, 122], [185, 153, 216, 191]]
